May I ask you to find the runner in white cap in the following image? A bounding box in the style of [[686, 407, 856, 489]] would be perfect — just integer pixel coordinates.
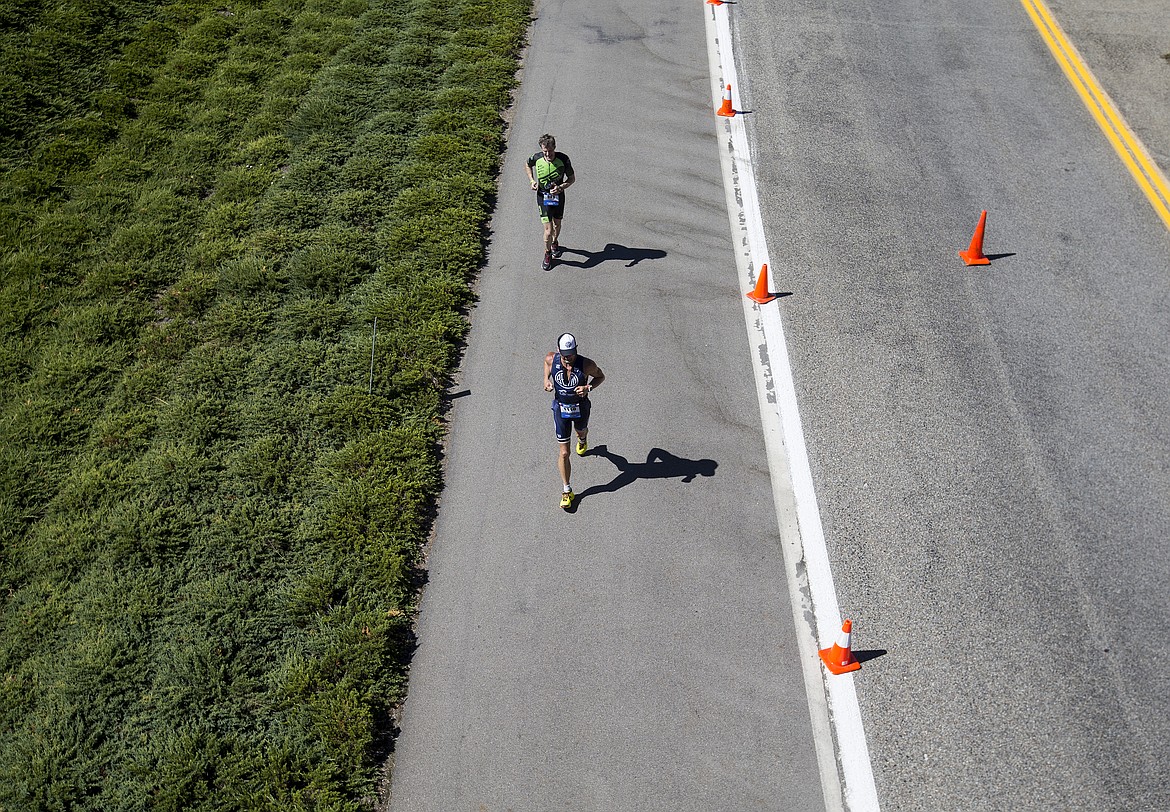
[[543, 332, 605, 509]]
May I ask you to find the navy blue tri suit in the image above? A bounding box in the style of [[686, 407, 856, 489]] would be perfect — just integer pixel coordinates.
[[550, 352, 592, 442]]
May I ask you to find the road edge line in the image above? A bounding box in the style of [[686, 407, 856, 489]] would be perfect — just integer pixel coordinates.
[[702, 5, 881, 811]]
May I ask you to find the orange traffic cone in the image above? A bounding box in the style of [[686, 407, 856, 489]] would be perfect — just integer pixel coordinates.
[[716, 84, 735, 117], [706, 0, 724, 5], [746, 263, 776, 304], [959, 210, 991, 265], [819, 619, 862, 674]]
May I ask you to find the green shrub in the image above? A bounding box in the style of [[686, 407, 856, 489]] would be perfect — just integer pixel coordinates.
[[204, 295, 277, 342], [185, 14, 238, 55], [196, 84, 263, 130], [161, 270, 218, 319], [291, 245, 370, 295], [0, 0, 534, 808], [256, 188, 326, 231], [120, 120, 170, 165], [218, 255, 284, 295], [204, 201, 253, 238], [281, 297, 346, 339], [238, 133, 292, 171], [90, 407, 156, 462]]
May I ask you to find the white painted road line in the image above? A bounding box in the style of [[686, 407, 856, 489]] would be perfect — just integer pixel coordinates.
[[703, 5, 882, 811]]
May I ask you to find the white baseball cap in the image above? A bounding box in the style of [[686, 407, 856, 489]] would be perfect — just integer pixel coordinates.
[[558, 333, 577, 352]]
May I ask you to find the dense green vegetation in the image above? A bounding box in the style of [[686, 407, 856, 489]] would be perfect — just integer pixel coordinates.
[[0, 0, 529, 808]]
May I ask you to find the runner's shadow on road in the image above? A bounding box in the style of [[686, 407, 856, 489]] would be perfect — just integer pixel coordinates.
[[556, 243, 667, 269], [573, 445, 717, 506]]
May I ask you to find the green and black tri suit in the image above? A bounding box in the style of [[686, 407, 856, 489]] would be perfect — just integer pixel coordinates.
[[528, 150, 574, 223]]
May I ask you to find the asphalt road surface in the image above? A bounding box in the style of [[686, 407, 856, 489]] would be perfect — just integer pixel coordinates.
[[731, 0, 1170, 809], [385, 0, 827, 809], [386, 0, 1170, 809]]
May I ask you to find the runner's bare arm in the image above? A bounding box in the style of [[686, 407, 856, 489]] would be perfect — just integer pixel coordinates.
[[584, 362, 603, 392]]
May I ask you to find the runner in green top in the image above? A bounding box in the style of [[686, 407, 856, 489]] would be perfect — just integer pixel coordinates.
[[526, 134, 575, 270]]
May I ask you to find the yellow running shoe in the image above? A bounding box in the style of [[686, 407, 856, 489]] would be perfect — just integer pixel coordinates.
[[560, 489, 574, 509], [576, 438, 588, 456]]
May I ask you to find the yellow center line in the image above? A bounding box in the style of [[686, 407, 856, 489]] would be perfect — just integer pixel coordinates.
[[1020, 0, 1170, 230]]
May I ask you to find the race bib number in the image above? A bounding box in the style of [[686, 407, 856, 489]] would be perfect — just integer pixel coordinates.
[[558, 402, 581, 418], [542, 192, 561, 206]]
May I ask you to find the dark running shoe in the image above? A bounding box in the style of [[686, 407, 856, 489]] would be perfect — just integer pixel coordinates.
[[542, 250, 553, 271], [552, 241, 563, 257]]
